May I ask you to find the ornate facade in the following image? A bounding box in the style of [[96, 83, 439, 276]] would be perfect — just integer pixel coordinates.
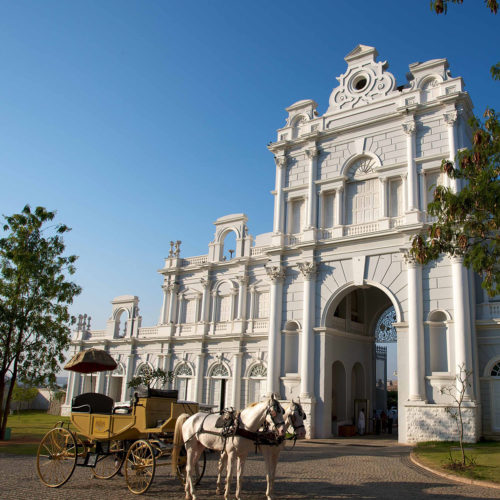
[[64, 45, 500, 443]]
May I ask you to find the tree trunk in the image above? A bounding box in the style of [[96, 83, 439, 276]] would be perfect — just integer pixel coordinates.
[[0, 357, 18, 440]]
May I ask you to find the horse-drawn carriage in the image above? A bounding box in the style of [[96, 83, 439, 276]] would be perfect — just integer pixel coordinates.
[[36, 350, 206, 495]]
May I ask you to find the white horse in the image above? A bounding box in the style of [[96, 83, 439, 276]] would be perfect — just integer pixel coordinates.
[[216, 400, 307, 500], [172, 395, 286, 500]]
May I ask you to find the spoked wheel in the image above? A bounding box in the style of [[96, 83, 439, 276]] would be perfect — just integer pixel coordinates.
[[125, 439, 156, 494], [36, 427, 77, 488], [176, 446, 206, 486], [92, 440, 125, 479]]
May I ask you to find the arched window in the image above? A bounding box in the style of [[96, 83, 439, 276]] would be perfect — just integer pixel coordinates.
[[114, 309, 129, 338], [421, 78, 439, 103], [292, 115, 306, 139], [221, 230, 237, 261], [375, 307, 397, 343], [175, 363, 194, 401], [492, 362, 500, 377], [428, 310, 449, 373], [248, 364, 267, 404], [209, 363, 230, 411], [346, 157, 379, 226]]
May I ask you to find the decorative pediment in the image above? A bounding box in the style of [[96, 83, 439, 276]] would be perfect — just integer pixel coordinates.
[[327, 45, 398, 113]]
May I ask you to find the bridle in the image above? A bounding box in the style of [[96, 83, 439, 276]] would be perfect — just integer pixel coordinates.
[[262, 397, 286, 435], [287, 402, 306, 437]]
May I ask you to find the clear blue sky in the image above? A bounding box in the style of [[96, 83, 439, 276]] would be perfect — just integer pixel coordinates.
[[0, 0, 497, 377]]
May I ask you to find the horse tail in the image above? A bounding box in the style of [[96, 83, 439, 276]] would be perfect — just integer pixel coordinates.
[[171, 413, 190, 475]]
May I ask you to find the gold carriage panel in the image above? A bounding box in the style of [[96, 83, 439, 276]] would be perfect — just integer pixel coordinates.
[[91, 415, 111, 439]]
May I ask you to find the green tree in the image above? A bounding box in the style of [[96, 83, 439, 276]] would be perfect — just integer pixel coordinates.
[[411, 110, 500, 295], [0, 205, 81, 439], [11, 383, 39, 413], [411, 3, 499, 294]]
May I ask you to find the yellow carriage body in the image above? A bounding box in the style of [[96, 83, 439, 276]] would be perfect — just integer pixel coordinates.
[[70, 392, 198, 441]]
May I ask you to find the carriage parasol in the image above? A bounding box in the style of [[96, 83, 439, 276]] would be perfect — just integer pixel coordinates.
[[64, 348, 117, 374]]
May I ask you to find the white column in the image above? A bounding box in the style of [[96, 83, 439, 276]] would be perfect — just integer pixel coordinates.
[[249, 285, 256, 331], [418, 172, 425, 213], [65, 372, 78, 404], [265, 265, 285, 396], [403, 119, 418, 211], [176, 293, 184, 325], [444, 110, 458, 192], [231, 353, 243, 409], [451, 256, 473, 399], [160, 284, 169, 324], [406, 256, 425, 401], [200, 278, 211, 323], [401, 174, 408, 213], [298, 261, 316, 398], [229, 289, 237, 321], [237, 275, 248, 320], [305, 146, 319, 228], [194, 293, 202, 323], [167, 283, 179, 324], [334, 186, 343, 226], [122, 354, 135, 402], [96, 371, 106, 394], [379, 177, 388, 218], [194, 353, 206, 403], [273, 155, 287, 233], [163, 352, 173, 389]]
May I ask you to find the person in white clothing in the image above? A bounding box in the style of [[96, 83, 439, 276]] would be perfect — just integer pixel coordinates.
[[358, 408, 366, 435]]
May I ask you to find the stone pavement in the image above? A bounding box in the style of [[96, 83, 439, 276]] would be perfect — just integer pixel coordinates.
[[1, 437, 499, 499]]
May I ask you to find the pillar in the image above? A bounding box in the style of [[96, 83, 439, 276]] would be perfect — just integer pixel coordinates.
[[265, 264, 285, 396], [402, 119, 418, 211], [200, 278, 211, 323], [305, 146, 319, 229], [451, 256, 473, 399], [444, 110, 458, 192], [167, 283, 179, 324], [237, 275, 248, 320], [298, 261, 316, 398], [160, 284, 169, 324], [379, 177, 388, 218], [273, 155, 287, 233], [406, 256, 426, 401], [231, 353, 243, 409], [334, 186, 343, 226], [122, 353, 135, 402], [193, 353, 205, 403]]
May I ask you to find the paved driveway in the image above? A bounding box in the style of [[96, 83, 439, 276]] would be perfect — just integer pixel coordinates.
[[1, 437, 498, 499]]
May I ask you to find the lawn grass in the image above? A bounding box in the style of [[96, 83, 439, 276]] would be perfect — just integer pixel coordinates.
[[414, 441, 500, 484], [0, 410, 72, 455]]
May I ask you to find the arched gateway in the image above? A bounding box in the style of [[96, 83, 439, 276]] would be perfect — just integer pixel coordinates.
[[64, 45, 499, 443]]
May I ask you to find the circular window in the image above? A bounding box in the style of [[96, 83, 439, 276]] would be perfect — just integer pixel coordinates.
[[353, 75, 368, 92], [349, 71, 370, 92]]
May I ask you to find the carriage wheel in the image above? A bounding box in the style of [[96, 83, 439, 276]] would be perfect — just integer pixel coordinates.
[[125, 440, 156, 494], [92, 440, 125, 479], [36, 427, 77, 488], [176, 446, 206, 486]]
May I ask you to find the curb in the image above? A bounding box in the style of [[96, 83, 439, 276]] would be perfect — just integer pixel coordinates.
[[410, 452, 500, 490]]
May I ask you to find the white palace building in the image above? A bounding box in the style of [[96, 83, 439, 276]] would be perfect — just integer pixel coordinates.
[[63, 45, 500, 443]]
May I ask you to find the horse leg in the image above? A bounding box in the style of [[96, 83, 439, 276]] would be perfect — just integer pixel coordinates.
[[185, 444, 202, 500], [224, 450, 234, 500], [235, 454, 247, 500], [261, 447, 272, 499], [216, 451, 227, 495], [267, 448, 281, 500]]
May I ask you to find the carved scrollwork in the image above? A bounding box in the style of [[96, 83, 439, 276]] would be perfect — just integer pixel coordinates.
[[297, 261, 317, 280], [274, 156, 287, 168], [443, 111, 458, 125], [265, 265, 286, 282], [402, 120, 416, 136]]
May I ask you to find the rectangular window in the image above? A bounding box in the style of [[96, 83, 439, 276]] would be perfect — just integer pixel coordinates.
[[256, 292, 269, 318], [389, 178, 403, 217], [323, 192, 335, 228], [347, 179, 379, 225], [287, 198, 305, 234]]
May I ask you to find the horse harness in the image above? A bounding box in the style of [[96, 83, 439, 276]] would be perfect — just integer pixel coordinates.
[[194, 399, 285, 448]]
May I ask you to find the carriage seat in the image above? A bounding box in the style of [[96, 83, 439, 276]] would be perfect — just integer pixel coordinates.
[[72, 392, 114, 414], [135, 388, 179, 399]]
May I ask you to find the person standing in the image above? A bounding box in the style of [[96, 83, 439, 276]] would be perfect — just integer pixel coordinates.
[[357, 408, 366, 435]]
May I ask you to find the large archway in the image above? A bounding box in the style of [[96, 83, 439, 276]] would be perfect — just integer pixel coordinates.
[[322, 284, 399, 438]]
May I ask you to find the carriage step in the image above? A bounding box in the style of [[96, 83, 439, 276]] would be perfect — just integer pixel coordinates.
[[77, 452, 99, 468]]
